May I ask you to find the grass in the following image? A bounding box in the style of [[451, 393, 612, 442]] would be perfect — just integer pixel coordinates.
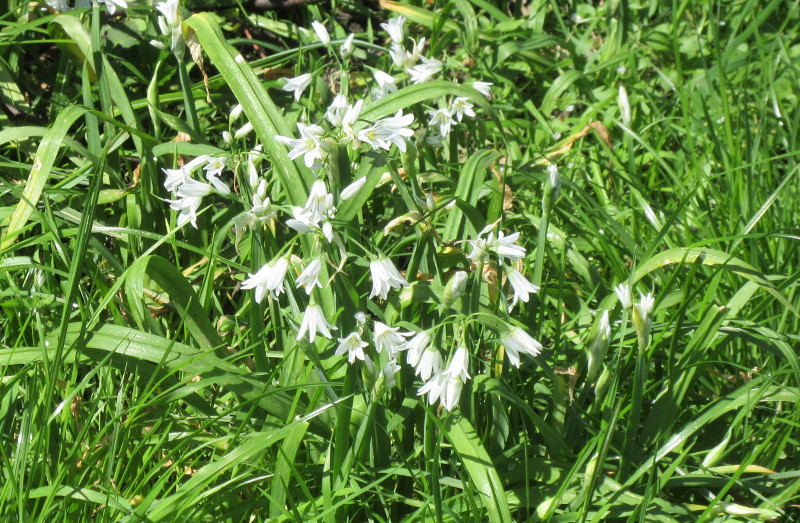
[[1, 0, 799, 521]]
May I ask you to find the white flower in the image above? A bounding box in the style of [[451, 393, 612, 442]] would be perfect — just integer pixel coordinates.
[[448, 347, 471, 381], [633, 292, 655, 340], [99, 0, 127, 15], [405, 330, 431, 367], [276, 123, 332, 169], [340, 33, 355, 58], [296, 302, 336, 343], [155, 0, 183, 53], [499, 327, 542, 368], [381, 16, 406, 44], [372, 70, 398, 100], [202, 156, 227, 178], [489, 231, 526, 263], [311, 20, 330, 44], [248, 179, 276, 224], [357, 110, 414, 153], [168, 195, 203, 228], [230, 103, 244, 120], [304, 179, 335, 222], [335, 332, 368, 363], [354, 311, 367, 324], [163, 168, 188, 192], [340, 99, 363, 142], [507, 268, 539, 308], [618, 84, 631, 126], [415, 346, 442, 381], [176, 177, 212, 198], [241, 256, 290, 303], [296, 258, 323, 294], [472, 81, 493, 97], [286, 206, 316, 234], [546, 163, 561, 203], [247, 145, 262, 188], [615, 283, 632, 309], [450, 97, 475, 121], [408, 56, 442, 84], [636, 292, 655, 320], [381, 359, 401, 389], [369, 256, 409, 299], [427, 107, 456, 137], [325, 94, 348, 127], [46, 0, 71, 11], [234, 121, 253, 139], [373, 321, 411, 358], [281, 73, 313, 101], [417, 371, 447, 405], [340, 177, 367, 200]]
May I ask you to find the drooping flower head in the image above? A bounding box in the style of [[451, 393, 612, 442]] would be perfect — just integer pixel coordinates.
[[369, 256, 409, 300]]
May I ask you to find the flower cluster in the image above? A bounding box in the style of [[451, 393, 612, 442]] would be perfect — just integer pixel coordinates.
[[159, 15, 542, 413]]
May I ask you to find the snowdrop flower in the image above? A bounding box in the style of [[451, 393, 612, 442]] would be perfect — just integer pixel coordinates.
[[304, 179, 335, 222], [234, 121, 253, 139], [248, 179, 276, 224], [340, 33, 355, 58], [507, 268, 539, 308], [325, 94, 348, 127], [358, 110, 414, 153], [472, 81, 493, 97], [281, 73, 313, 101], [408, 56, 442, 84], [372, 70, 398, 100], [202, 156, 226, 178], [335, 332, 368, 363], [369, 256, 409, 299], [176, 177, 212, 198], [230, 103, 244, 120], [340, 177, 367, 201], [381, 16, 406, 44], [296, 302, 336, 343], [499, 326, 542, 367], [615, 283, 632, 309], [450, 97, 475, 121], [405, 330, 431, 367], [311, 20, 330, 45], [99, 0, 127, 15], [427, 107, 456, 137], [415, 346, 443, 381], [488, 231, 526, 264], [276, 123, 332, 169], [163, 168, 188, 192], [154, 0, 183, 54], [296, 258, 323, 294], [241, 256, 290, 303], [168, 195, 203, 228], [373, 321, 412, 358]]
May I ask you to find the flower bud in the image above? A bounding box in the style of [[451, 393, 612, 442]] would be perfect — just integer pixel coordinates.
[[585, 310, 611, 381], [443, 271, 468, 307]]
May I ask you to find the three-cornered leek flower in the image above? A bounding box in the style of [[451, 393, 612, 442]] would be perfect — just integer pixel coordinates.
[[369, 256, 409, 299]]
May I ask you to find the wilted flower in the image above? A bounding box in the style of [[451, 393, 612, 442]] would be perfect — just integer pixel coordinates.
[[369, 256, 409, 299]]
